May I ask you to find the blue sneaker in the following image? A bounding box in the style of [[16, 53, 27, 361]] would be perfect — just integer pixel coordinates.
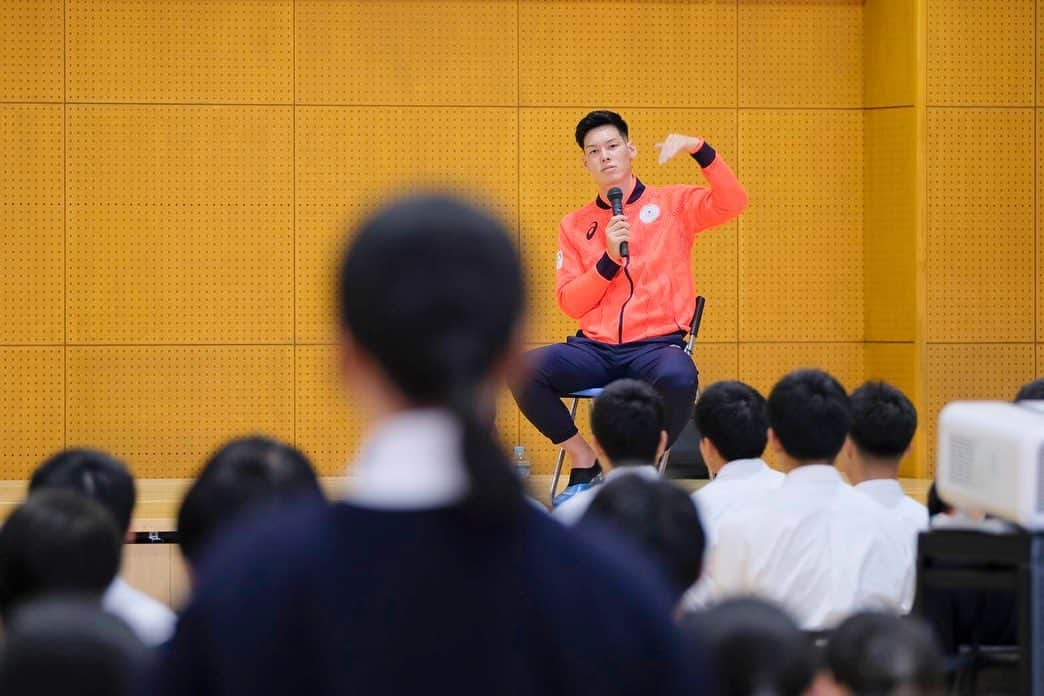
[[552, 471, 605, 508]]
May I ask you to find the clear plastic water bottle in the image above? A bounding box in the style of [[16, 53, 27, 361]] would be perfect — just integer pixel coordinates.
[[513, 445, 531, 480]]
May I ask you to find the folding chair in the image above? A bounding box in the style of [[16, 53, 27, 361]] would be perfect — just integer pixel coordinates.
[[548, 296, 706, 500]]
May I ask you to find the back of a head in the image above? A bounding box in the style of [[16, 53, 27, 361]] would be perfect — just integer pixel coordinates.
[[0, 597, 147, 696], [767, 369, 851, 462], [581, 476, 704, 599], [925, 481, 950, 518], [848, 382, 917, 462], [0, 490, 121, 621], [177, 436, 322, 566], [29, 448, 136, 535], [1015, 377, 1044, 401], [682, 598, 816, 696], [693, 381, 768, 462], [590, 379, 666, 465], [338, 194, 526, 524], [827, 612, 944, 696]]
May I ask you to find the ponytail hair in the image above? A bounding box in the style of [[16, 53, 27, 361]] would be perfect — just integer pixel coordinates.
[[338, 194, 525, 524]]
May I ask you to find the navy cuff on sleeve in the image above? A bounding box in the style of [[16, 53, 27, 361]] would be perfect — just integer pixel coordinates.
[[690, 142, 717, 168], [596, 253, 621, 280]]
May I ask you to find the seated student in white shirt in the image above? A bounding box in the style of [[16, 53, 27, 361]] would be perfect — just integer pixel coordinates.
[[28, 449, 176, 646], [713, 369, 908, 631], [552, 379, 667, 525], [692, 381, 783, 531]]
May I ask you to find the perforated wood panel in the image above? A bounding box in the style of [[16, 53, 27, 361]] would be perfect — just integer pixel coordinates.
[[296, 1, 517, 106], [864, 107, 916, 342], [519, 0, 735, 108], [67, 347, 294, 478], [927, 0, 1035, 107], [923, 343, 1035, 472], [0, 105, 63, 344], [864, 0, 916, 108], [66, 105, 293, 344], [739, 110, 863, 342], [738, 342, 866, 398], [1039, 110, 1044, 342], [0, 0, 63, 102], [0, 348, 64, 478], [520, 108, 738, 344], [66, 0, 293, 104], [295, 106, 518, 344], [739, 0, 863, 108], [692, 342, 740, 387], [294, 345, 362, 476], [926, 108, 1034, 342]]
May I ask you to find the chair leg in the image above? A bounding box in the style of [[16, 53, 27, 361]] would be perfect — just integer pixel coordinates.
[[657, 448, 671, 475], [549, 397, 581, 500]]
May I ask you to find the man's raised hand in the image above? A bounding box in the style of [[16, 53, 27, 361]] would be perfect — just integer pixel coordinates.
[[655, 134, 705, 165]]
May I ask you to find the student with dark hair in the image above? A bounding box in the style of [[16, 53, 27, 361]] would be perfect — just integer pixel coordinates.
[[0, 598, 147, 696], [29, 448, 175, 645], [0, 490, 121, 622], [840, 382, 925, 610], [177, 436, 323, 572], [579, 476, 705, 603], [512, 109, 747, 504], [713, 370, 907, 629], [681, 598, 818, 696], [553, 378, 666, 522], [692, 381, 781, 529], [821, 612, 944, 696], [149, 194, 700, 695], [1015, 376, 1044, 401]]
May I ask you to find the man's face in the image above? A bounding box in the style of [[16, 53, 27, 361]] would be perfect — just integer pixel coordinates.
[[581, 125, 636, 188]]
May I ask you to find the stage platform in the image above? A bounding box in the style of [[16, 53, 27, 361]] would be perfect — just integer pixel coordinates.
[[0, 475, 933, 610]]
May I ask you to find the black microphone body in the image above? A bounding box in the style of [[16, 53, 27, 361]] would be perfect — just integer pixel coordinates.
[[606, 186, 628, 258]]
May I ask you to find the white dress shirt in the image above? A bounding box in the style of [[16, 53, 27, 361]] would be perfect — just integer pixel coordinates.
[[854, 478, 927, 611], [693, 458, 784, 539], [712, 464, 908, 630], [346, 409, 468, 510], [103, 577, 177, 646], [552, 464, 660, 526]]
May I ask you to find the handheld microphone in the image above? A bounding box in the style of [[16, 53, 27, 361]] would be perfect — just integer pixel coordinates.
[[607, 187, 628, 258]]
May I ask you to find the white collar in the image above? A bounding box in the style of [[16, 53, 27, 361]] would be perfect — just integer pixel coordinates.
[[713, 458, 769, 482], [783, 463, 843, 487], [605, 464, 659, 482], [345, 409, 469, 510], [854, 478, 904, 504]]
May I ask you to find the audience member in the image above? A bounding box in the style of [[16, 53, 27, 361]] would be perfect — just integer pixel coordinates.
[[681, 598, 818, 696], [0, 598, 147, 696], [580, 476, 705, 604], [29, 448, 175, 645], [713, 369, 907, 629], [1015, 376, 1044, 401], [553, 379, 666, 523], [149, 194, 701, 694], [177, 436, 323, 573], [840, 382, 925, 610], [691, 380, 781, 531], [0, 490, 121, 622], [821, 612, 944, 696]]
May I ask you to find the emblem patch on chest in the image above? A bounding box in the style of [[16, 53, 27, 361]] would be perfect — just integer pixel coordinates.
[[639, 204, 661, 223]]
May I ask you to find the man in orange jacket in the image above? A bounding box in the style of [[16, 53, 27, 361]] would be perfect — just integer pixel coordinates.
[[511, 111, 748, 503]]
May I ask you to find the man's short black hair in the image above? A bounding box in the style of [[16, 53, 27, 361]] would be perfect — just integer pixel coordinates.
[[29, 449, 136, 535], [767, 369, 851, 462], [681, 598, 817, 696], [575, 110, 629, 149], [827, 612, 944, 696], [848, 381, 917, 459], [0, 598, 147, 696], [177, 436, 323, 566], [582, 476, 705, 600], [693, 381, 768, 462], [1016, 377, 1044, 401], [590, 379, 666, 465], [0, 490, 122, 620]]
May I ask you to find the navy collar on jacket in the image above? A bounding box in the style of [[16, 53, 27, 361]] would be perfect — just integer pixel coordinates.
[[595, 178, 646, 209]]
